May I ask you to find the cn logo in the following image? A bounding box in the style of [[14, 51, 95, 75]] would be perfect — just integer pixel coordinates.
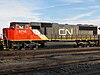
[[59, 29, 73, 35]]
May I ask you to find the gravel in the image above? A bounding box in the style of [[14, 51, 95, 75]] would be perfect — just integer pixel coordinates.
[[0, 61, 100, 75]]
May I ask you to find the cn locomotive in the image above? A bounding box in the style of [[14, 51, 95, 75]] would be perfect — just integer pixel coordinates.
[[0, 22, 99, 50], [1, 22, 48, 50]]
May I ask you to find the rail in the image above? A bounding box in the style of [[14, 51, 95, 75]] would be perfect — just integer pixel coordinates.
[[0, 47, 100, 74]]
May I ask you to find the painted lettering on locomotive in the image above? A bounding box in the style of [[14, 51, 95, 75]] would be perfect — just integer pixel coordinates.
[[59, 29, 73, 36]]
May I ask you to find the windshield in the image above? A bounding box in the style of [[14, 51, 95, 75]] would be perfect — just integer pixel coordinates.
[[18, 24, 28, 29], [10, 25, 14, 28]]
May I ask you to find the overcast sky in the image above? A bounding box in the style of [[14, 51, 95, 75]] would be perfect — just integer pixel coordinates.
[[0, 0, 100, 33]]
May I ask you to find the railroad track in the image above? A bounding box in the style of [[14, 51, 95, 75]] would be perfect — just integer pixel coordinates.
[[0, 58, 100, 75], [0, 47, 100, 56], [0, 47, 100, 74], [0, 47, 100, 60], [0, 50, 100, 60]]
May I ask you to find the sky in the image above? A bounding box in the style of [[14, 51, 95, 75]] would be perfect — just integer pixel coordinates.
[[0, 0, 100, 34]]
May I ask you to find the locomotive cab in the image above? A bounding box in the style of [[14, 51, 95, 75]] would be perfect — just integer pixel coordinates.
[[3, 22, 30, 41], [3, 22, 48, 50]]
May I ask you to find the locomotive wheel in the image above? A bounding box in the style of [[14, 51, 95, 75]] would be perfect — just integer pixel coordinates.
[[89, 44, 94, 47], [13, 46, 20, 50], [17, 46, 22, 50], [33, 45, 38, 50], [40, 43, 45, 47], [79, 45, 82, 48], [86, 44, 90, 47], [78, 43, 83, 48], [29, 46, 33, 50]]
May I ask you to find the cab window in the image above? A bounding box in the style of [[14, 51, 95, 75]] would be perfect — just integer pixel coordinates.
[[25, 25, 28, 29], [18, 24, 28, 29], [16, 24, 19, 28], [10, 25, 14, 28]]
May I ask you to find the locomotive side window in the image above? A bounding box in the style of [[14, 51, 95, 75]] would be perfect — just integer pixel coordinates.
[[16, 24, 19, 28], [19, 25, 24, 29], [25, 25, 28, 29]]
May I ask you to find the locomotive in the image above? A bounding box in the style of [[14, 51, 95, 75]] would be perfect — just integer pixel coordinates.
[[30, 22, 99, 47], [0, 22, 99, 50], [2, 22, 48, 50]]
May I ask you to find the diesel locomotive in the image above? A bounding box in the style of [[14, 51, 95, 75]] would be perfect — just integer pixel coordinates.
[[2, 22, 48, 50], [0, 22, 99, 50]]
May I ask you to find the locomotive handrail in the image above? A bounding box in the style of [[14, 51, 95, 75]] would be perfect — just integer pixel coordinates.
[[50, 34, 98, 41], [3, 34, 8, 47]]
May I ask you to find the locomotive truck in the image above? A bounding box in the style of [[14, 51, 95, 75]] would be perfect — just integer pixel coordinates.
[[0, 22, 99, 50]]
